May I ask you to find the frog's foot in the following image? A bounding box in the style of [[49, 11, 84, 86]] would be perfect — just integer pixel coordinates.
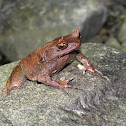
[[2, 87, 11, 96], [77, 64, 103, 78], [2, 87, 7, 93], [57, 78, 80, 95], [2, 86, 18, 96]]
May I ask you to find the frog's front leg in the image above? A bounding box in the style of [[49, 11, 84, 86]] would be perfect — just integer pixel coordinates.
[[76, 53, 103, 78], [37, 74, 79, 94]]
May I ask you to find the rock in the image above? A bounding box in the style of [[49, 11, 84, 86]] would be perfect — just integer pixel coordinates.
[[118, 20, 126, 47], [0, 0, 106, 61], [120, 46, 126, 52], [0, 43, 126, 125], [105, 36, 120, 49], [0, 111, 12, 126], [118, 19, 126, 52], [112, 0, 126, 6], [0, 50, 10, 65], [0, 0, 3, 8]]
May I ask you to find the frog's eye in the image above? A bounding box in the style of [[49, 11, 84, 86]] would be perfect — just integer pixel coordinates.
[[57, 42, 68, 50]]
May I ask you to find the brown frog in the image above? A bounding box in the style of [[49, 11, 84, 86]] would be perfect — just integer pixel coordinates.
[[2, 28, 103, 96]]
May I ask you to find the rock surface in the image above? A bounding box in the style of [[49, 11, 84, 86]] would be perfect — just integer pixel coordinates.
[[105, 37, 120, 49], [0, 43, 126, 126], [112, 0, 126, 5], [118, 19, 126, 51], [0, 0, 106, 61]]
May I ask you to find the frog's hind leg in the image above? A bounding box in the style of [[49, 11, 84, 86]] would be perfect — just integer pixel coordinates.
[[2, 65, 27, 96], [2, 78, 10, 94], [2, 79, 19, 96]]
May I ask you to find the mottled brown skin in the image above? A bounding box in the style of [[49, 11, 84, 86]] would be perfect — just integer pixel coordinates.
[[2, 29, 103, 96]]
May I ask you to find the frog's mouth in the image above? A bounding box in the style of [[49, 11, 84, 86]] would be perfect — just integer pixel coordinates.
[[58, 49, 80, 59], [59, 42, 81, 57]]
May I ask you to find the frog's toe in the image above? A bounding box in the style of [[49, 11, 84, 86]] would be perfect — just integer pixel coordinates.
[[57, 78, 80, 91]]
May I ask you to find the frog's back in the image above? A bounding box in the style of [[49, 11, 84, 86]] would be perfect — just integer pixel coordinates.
[[19, 48, 44, 80]]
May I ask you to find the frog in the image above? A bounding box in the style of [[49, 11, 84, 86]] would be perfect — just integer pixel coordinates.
[[2, 28, 103, 96]]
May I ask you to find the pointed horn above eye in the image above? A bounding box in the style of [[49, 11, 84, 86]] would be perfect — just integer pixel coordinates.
[[59, 37, 64, 42], [72, 28, 80, 38]]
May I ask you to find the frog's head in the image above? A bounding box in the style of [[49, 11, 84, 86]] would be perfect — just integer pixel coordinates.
[[43, 28, 81, 61], [56, 28, 81, 54]]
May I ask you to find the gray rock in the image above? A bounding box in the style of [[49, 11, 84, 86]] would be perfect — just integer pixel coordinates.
[[118, 20, 126, 47], [0, 0, 106, 61], [0, 111, 12, 126], [0, 43, 126, 125], [112, 0, 126, 5], [105, 36, 120, 49], [0, 0, 3, 8]]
